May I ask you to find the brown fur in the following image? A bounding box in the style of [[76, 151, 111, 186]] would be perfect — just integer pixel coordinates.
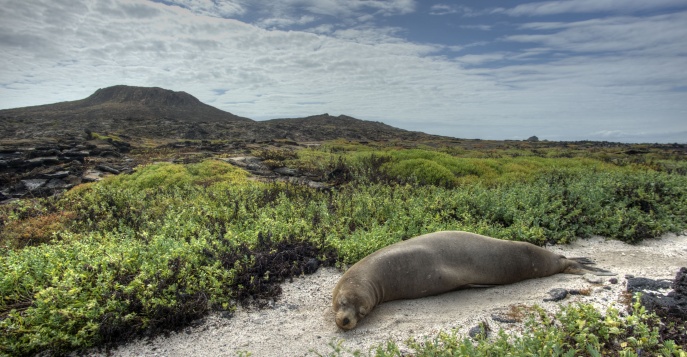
[[332, 231, 613, 330]]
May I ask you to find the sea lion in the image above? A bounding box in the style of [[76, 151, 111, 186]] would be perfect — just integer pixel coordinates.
[[332, 231, 614, 330]]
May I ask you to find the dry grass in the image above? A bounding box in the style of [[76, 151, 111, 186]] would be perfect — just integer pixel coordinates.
[[1, 211, 76, 248]]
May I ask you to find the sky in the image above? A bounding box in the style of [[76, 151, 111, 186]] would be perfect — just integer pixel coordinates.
[[1, 0, 686, 143]]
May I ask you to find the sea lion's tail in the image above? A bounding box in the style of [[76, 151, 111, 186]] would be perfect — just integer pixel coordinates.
[[565, 257, 616, 276]]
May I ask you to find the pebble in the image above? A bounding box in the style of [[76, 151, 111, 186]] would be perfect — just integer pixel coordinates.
[[584, 273, 604, 284]]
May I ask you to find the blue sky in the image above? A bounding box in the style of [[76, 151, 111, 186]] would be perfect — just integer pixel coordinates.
[[1, 0, 686, 142]]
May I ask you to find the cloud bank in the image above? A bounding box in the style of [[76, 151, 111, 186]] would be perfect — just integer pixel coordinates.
[[1, 0, 685, 143]]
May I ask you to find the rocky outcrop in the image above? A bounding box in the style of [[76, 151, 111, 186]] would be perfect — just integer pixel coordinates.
[[0, 137, 134, 202], [222, 156, 329, 190], [627, 268, 687, 319], [1, 138, 336, 203]]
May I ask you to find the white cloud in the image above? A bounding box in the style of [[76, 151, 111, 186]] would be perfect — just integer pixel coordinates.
[[429, 4, 487, 17], [0, 0, 685, 142], [304, 24, 336, 34], [494, 0, 687, 16], [455, 53, 505, 65], [347, 0, 416, 16], [429, 4, 458, 16], [250, 0, 415, 23], [459, 25, 492, 31], [0, 0, 474, 120], [156, 0, 245, 17], [506, 12, 687, 55], [590, 130, 629, 138], [256, 15, 317, 29], [331, 26, 409, 45]]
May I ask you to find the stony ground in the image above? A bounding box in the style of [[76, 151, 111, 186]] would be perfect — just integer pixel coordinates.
[[81, 233, 687, 357]]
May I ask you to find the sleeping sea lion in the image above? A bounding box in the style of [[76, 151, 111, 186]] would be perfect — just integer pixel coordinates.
[[332, 231, 614, 330]]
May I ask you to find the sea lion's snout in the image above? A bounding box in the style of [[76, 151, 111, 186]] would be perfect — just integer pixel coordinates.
[[335, 313, 357, 330], [333, 291, 364, 330]]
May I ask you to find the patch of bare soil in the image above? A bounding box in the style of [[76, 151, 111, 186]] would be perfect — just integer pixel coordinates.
[[83, 234, 687, 357]]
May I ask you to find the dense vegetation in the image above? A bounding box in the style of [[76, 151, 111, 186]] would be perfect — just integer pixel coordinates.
[[1, 140, 686, 356]]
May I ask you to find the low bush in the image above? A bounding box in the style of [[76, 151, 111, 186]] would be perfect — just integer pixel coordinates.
[[104, 160, 248, 191], [382, 158, 457, 187], [1, 144, 686, 355]]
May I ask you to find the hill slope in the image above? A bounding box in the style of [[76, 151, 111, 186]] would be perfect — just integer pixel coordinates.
[[0, 85, 430, 142], [0, 85, 252, 140], [258, 113, 425, 142]]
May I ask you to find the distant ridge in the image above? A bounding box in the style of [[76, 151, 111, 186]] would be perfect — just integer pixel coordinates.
[[0, 85, 433, 142], [260, 113, 417, 141]]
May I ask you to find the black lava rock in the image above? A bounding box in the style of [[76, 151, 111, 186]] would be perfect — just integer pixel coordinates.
[[629, 268, 687, 320], [303, 258, 319, 275], [544, 288, 569, 302], [627, 277, 672, 293]]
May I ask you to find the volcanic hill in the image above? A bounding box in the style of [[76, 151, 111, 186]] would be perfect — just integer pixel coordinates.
[[0, 85, 429, 142]]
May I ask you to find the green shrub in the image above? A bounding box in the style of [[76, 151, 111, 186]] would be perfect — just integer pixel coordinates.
[[253, 148, 298, 162], [383, 159, 457, 187], [105, 160, 248, 191], [0, 230, 236, 355]]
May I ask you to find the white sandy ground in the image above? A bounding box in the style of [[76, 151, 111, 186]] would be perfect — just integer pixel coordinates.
[[82, 234, 687, 357]]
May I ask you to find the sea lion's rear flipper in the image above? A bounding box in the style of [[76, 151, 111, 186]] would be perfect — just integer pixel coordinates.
[[565, 257, 616, 276], [569, 257, 595, 265]]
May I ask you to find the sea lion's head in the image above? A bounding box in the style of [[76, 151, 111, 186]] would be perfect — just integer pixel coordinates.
[[332, 287, 373, 330]]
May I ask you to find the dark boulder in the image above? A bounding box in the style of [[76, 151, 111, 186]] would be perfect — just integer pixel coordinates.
[[274, 167, 299, 176], [627, 277, 672, 293], [27, 148, 60, 158], [8, 158, 27, 168], [41, 171, 70, 179], [468, 322, 490, 340], [45, 178, 71, 190], [96, 165, 121, 175], [108, 139, 131, 153], [61, 150, 90, 161], [21, 179, 47, 192], [27, 157, 61, 167], [544, 288, 569, 302], [628, 268, 687, 319], [303, 258, 319, 275], [673, 267, 687, 296]]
